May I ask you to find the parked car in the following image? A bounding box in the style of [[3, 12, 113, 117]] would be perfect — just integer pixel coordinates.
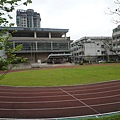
[[98, 60, 106, 63]]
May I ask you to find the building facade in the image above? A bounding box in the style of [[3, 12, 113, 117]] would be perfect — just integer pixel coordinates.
[[16, 9, 41, 28], [0, 32, 8, 59], [70, 36, 114, 63], [0, 27, 71, 63], [112, 25, 120, 60]]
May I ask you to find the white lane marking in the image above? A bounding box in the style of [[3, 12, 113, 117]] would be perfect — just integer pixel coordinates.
[[0, 83, 120, 94], [62, 83, 120, 92], [0, 94, 119, 103], [59, 88, 101, 115], [0, 100, 119, 111], [0, 88, 119, 98]]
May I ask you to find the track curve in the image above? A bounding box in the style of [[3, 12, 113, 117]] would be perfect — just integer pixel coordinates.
[[0, 80, 120, 119]]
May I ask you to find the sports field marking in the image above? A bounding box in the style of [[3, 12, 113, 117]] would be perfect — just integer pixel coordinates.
[[72, 88, 120, 96], [0, 82, 119, 94], [0, 101, 119, 111], [59, 88, 101, 115], [0, 94, 119, 104], [62, 80, 120, 91], [63, 84, 120, 92], [0, 88, 119, 98], [0, 80, 120, 118], [90, 101, 120, 107]]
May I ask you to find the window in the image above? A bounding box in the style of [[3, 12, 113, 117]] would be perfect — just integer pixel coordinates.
[[97, 50, 100, 52], [79, 52, 81, 55], [37, 42, 51, 50], [82, 51, 84, 55], [15, 42, 36, 51], [113, 44, 116, 47], [101, 51, 105, 54], [53, 42, 68, 50], [101, 45, 104, 48]]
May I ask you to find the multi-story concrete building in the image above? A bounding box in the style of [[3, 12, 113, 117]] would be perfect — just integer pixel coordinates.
[[112, 25, 120, 60], [0, 27, 71, 63], [16, 9, 41, 28], [70, 36, 113, 63]]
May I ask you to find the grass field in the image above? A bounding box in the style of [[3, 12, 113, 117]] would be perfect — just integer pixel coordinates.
[[0, 63, 120, 86]]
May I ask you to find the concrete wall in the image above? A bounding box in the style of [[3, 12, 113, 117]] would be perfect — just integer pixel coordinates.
[[10, 63, 32, 70], [16, 53, 49, 63]]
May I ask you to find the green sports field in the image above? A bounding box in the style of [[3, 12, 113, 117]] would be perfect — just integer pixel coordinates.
[[0, 63, 120, 86]]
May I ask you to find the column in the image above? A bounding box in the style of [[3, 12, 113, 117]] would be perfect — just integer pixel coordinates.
[[36, 41, 37, 51], [64, 33, 66, 38], [49, 32, 51, 39], [34, 31, 37, 38], [51, 41, 53, 50]]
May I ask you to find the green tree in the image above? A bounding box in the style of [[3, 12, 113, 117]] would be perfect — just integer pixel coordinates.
[[0, 0, 32, 80]]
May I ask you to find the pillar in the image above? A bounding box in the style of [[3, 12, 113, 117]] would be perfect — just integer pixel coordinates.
[[34, 31, 37, 38], [49, 32, 51, 39], [64, 33, 66, 38]]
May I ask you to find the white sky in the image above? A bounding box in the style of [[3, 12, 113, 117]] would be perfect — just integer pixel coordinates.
[[11, 0, 119, 40]]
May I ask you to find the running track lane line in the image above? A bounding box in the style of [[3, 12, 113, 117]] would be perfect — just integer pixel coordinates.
[[59, 88, 101, 115]]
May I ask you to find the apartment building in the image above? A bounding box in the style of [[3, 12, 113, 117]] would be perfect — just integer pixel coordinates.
[[70, 36, 113, 63], [112, 25, 120, 60], [16, 9, 41, 28]]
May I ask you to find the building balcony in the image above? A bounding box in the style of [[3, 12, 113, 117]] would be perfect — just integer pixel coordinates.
[[13, 49, 70, 53], [9, 37, 68, 41], [112, 30, 120, 37], [112, 39, 120, 43]]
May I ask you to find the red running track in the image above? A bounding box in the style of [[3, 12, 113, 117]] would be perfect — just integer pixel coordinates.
[[0, 80, 120, 119]]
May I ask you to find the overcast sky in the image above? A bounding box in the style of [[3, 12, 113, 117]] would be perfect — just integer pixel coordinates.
[[11, 0, 119, 40]]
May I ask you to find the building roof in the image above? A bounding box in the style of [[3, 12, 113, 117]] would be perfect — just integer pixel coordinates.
[[0, 27, 69, 33], [0, 27, 69, 37], [72, 36, 112, 44]]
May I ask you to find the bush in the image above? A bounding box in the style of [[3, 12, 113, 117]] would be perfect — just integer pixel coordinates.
[[79, 61, 83, 65], [0, 58, 8, 70]]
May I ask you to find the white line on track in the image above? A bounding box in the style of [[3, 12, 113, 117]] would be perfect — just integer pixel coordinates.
[[0, 88, 119, 98], [59, 88, 101, 115], [0, 94, 119, 104], [0, 101, 120, 111], [61, 81, 120, 91], [0, 83, 120, 94], [0, 99, 75, 103]]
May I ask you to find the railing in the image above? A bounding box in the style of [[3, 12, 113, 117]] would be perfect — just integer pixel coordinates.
[[9, 37, 68, 41], [14, 49, 70, 53]]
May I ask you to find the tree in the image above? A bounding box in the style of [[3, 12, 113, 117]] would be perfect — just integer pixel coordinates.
[[106, 0, 120, 61], [108, 0, 120, 24], [0, 0, 32, 80]]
